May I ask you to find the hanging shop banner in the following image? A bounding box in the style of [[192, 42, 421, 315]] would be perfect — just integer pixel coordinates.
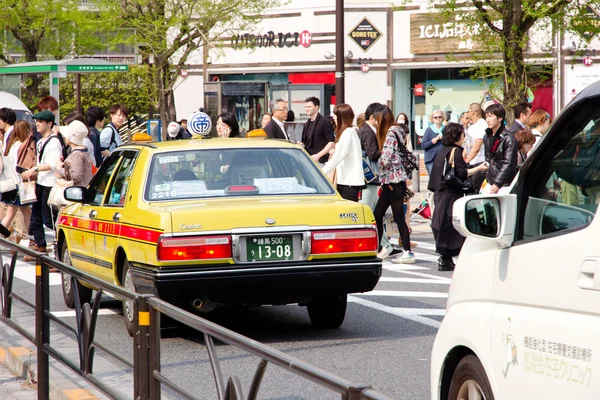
[[410, 13, 487, 55], [348, 17, 383, 52]]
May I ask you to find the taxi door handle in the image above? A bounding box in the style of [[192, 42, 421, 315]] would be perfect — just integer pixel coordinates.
[[89, 210, 97, 219], [113, 212, 121, 222]]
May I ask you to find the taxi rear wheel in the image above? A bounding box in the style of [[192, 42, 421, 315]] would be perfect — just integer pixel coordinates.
[[306, 294, 347, 328], [121, 259, 135, 336], [61, 244, 92, 309], [448, 355, 494, 400]]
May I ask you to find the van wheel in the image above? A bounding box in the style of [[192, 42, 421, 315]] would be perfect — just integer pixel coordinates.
[[307, 294, 347, 328], [121, 259, 135, 336], [448, 355, 495, 400], [61, 244, 92, 309]]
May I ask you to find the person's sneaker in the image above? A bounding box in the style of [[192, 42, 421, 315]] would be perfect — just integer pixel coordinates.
[[390, 247, 403, 256], [377, 247, 392, 260], [391, 251, 416, 264]]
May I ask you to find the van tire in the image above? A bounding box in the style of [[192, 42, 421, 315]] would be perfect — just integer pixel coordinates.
[[448, 355, 495, 400], [307, 294, 347, 328], [61, 244, 92, 309]]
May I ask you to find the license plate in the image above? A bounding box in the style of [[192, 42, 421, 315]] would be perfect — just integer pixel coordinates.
[[246, 235, 294, 261]]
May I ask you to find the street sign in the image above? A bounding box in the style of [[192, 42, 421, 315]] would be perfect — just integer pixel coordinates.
[[66, 65, 129, 72], [570, 6, 600, 43], [427, 84, 436, 96], [414, 84, 424, 96], [584, 56, 593, 66], [300, 30, 312, 48], [348, 17, 383, 52], [361, 64, 370, 73], [188, 112, 212, 136]]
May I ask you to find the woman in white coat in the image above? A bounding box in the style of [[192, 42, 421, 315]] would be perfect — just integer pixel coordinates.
[[322, 104, 365, 202]]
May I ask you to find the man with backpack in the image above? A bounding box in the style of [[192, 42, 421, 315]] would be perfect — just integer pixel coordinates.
[[21, 110, 64, 259], [100, 104, 128, 159]]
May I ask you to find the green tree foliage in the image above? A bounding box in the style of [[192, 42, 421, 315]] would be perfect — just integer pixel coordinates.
[[23, 65, 153, 119], [431, 0, 600, 122], [106, 0, 282, 138], [0, 0, 116, 105]]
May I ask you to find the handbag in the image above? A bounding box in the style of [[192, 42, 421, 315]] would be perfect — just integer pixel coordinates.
[[48, 178, 74, 208], [392, 131, 418, 175], [16, 134, 37, 180], [443, 147, 471, 191], [362, 157, 377, 183], [0, 153, 18, 193], [19, 179, 37, 204]]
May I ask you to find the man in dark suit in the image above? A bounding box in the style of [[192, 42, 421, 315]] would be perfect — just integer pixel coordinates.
[[508, 102, 532, 134], [301, 97, 335, 166], [264, 98, 290, 140]]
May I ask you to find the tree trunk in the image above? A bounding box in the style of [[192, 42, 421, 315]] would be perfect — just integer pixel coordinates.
[[501, 5, 528, 125], [21, 40, 43, 108]]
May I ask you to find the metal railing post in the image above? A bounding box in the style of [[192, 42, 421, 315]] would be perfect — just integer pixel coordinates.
[[36, 256, 49, 400], [135, 295, 152, 400], [148, 304, 161, 400]]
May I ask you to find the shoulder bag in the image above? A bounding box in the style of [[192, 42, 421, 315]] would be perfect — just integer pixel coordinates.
[[392, 130, 419, 175], [0, 153, 18, 193], [362, 156, 377, 184], [443, 147, 471, 191]]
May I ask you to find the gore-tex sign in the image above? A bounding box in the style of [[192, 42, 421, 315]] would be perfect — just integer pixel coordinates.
[[349, 17, 383, 52], [232, 30, 311, 49]]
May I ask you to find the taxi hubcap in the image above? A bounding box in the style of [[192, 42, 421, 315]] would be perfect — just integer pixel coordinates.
[[124, 268, 134, 321], [62, 251, 72, 295]]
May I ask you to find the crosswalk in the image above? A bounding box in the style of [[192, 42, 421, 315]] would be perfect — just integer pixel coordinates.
[[349, 239, 451, 329]]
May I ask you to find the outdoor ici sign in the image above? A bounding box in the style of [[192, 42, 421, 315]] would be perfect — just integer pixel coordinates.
[[232, 30, 312, 49]]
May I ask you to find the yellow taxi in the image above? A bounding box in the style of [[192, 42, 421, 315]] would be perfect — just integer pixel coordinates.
[[56, 137, 381, 334]]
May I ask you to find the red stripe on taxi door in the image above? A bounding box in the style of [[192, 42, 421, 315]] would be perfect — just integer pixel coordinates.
[[58, 215, 162, 244]]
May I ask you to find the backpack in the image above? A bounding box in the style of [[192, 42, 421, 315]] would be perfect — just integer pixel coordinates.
[[38, 134, 67, 164], [16, 134, 37, 174], [100, 124, 119, 162]]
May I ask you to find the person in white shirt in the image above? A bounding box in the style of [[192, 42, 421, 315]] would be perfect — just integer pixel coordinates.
[[321, 104, 364, 202], [465, 103, 487, 165], [22, 110, 63, 256]]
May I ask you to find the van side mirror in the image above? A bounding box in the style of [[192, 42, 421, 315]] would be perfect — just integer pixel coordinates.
[[465, 198, 500, 237], [453, 194, 518, 248]]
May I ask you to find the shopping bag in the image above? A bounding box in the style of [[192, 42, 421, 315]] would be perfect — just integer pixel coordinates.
[[19, 179, 37, 205], [47, 178, 74, 208], [0, 154, 18, 193]]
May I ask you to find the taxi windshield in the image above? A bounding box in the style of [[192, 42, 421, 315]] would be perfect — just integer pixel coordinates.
[[145, 147, 334, 200]]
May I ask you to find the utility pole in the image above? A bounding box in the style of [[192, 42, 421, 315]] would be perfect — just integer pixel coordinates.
[[335, 0, 345, 104]]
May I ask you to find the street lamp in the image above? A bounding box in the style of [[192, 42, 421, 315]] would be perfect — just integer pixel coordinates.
[[335, 0, 345, 104]]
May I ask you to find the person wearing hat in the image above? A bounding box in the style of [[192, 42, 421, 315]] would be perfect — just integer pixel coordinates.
[[22, 110, 63, 258], [55, 120, 93, 187]]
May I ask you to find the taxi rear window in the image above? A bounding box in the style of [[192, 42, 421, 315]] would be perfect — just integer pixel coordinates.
[[144, 147, 334, 200]]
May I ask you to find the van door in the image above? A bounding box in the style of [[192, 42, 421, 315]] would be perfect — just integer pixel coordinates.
[[490, 101, 600, 398]]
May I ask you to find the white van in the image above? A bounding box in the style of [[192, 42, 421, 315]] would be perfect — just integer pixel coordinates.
[[431, 82, 600, 399], [0, 91, 34, 126]]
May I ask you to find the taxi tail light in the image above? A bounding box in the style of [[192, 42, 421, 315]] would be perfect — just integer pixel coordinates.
[[311, 229, 378, 255], [157, 235, 232, 261]]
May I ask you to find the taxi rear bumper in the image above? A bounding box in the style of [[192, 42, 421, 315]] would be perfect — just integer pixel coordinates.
[[130, 257, 382, 305]]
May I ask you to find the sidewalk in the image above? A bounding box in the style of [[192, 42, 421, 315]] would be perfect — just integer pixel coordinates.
[[0, 355, 36, 399]]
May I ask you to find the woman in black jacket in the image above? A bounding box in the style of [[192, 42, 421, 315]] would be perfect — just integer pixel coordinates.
[[428, 123, 488, 271]]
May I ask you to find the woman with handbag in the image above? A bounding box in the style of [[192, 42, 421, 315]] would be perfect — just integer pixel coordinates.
[[0, 120, 32, 242], [321, 104, 365, 202], [427, 123, 488, 271], [55, 120, 93, 188], [373, 107, 416, 264]]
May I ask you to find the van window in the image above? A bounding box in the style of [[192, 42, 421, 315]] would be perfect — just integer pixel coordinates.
[[522, 114, 600, 241]]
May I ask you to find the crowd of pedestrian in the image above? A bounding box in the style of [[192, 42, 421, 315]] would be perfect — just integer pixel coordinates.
[[0, 95, 128, 264]]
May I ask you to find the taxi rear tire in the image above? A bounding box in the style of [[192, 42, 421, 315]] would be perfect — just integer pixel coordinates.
[[61, 244, 92, 309], [121, 259, 135, 336], [307, 294, 347, 328], [448, 355, 494, 400]]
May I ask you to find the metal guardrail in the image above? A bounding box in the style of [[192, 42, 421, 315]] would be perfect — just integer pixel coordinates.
[[0, 238, 393, 400]]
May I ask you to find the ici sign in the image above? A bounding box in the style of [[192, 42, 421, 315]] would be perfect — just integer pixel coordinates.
[[232, 30, 312, 49]]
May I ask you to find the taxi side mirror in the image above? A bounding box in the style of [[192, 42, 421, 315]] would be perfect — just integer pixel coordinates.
[[64, 186, 86, 203], [452, 194, 518, 248]]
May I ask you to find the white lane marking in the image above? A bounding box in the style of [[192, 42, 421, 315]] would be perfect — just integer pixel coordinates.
[[13, 263, 62, 286], [51, 309, 121, 318], [385, 269, 452, 282], [348, 296, 442, 328], [383, 264, 430, 271], [357, 290, 448, 298], [387, 238, 437, 252], [384, 252, 439, 263], [379, 277, 450, 284]]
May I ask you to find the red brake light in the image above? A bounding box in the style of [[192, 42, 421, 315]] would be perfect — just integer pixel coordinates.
[[311, 229, 378, 255], [157, 235, 232, 261]]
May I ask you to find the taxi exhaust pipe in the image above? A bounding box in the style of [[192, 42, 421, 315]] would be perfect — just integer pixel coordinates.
[[191, 297, 217, 312]]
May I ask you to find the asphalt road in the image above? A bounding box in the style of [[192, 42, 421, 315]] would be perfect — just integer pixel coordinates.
[[7, 221, 449, 400]]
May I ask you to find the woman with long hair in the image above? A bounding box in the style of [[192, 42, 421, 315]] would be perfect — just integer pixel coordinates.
[[373, 106, 415, 263], [321, 104, 364, 201], [395, 112, 417, 245], [514, 129, 535, 170], [1, 120, 33, 243], [217, 112, 240, 138]]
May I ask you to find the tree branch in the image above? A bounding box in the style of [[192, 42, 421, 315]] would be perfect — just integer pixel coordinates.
[[472, 0, 502, 34]]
